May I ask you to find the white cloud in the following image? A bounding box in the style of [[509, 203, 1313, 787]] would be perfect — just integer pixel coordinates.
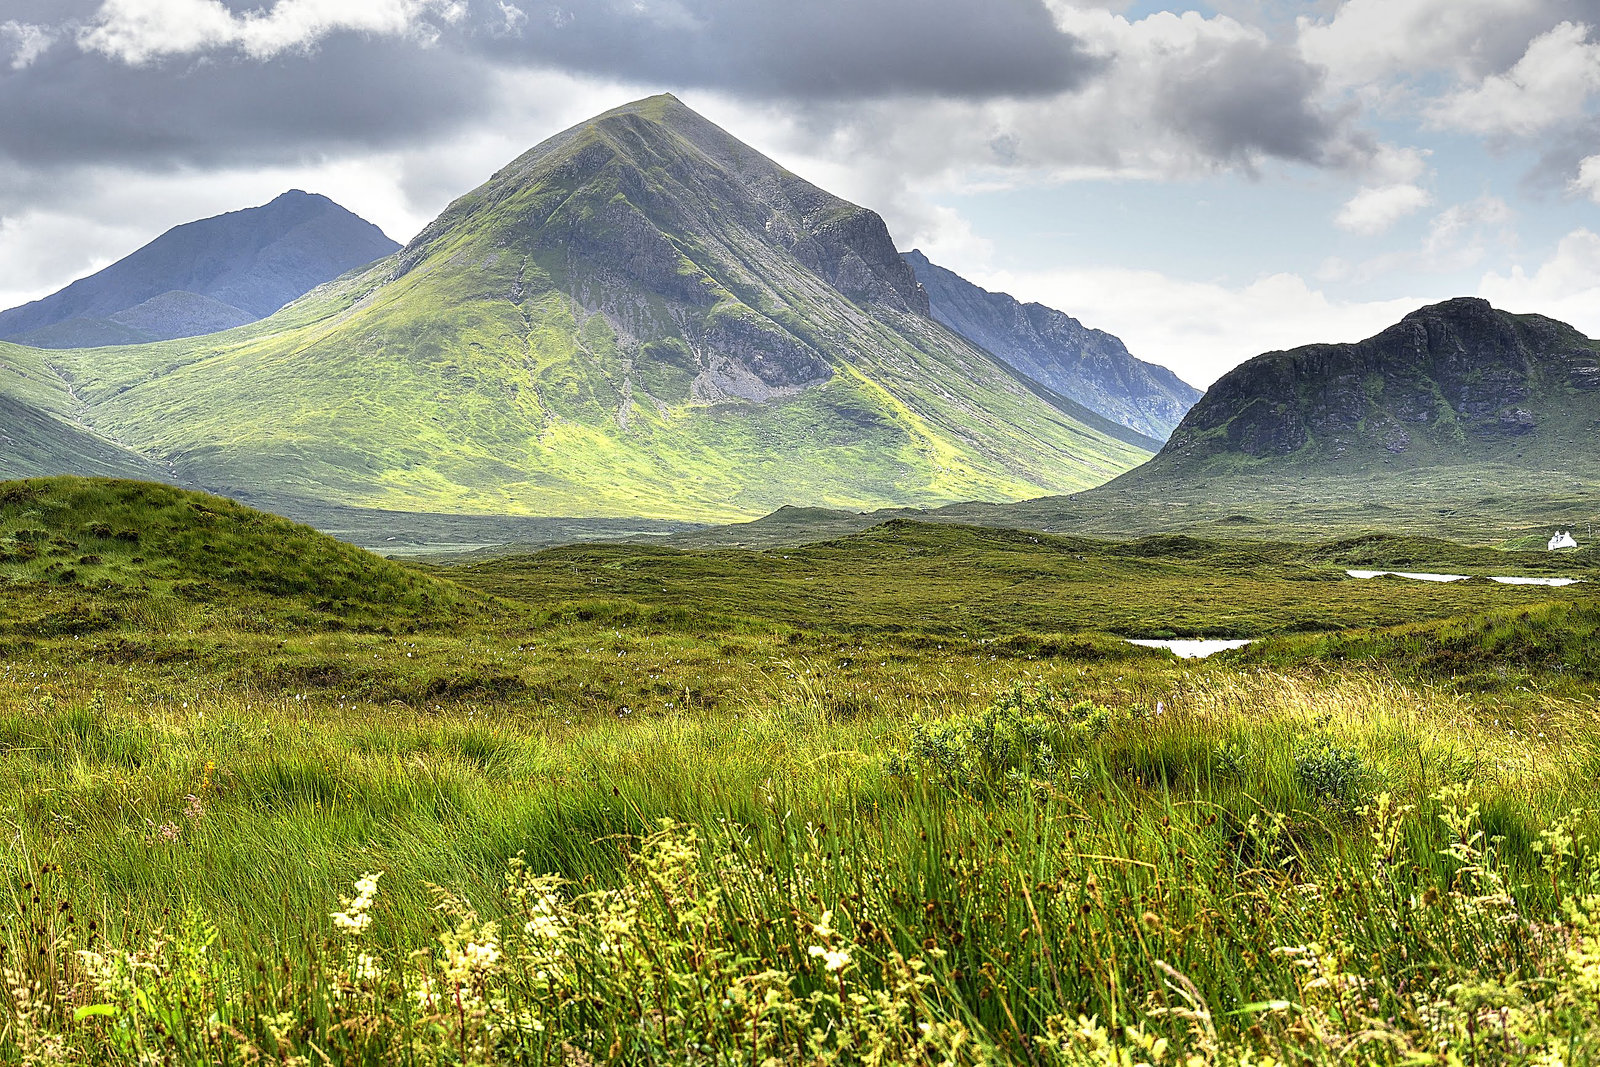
[[78, 0, 467, 65], [1423, 195, 1512, 258], [1365, 144, 1430, 185], [1427, 21, 1600, 136], [1570, 154, 1600, 202], [693, 0, 1377, 240], [1298, 0, 1547, 88], [0, 20, 55, 70], [1323, 194, 1514, 285], [1478, 228, 1600, 335], [969, 264, 1423, 387], [1336, 183, 1433, 235], [496, 2, 528, 37]]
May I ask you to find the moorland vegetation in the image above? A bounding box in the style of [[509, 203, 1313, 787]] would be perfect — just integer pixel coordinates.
[[1, 478, 1599, 1065]]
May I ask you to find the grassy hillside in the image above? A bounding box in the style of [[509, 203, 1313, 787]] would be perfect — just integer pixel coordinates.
[[0, 478, 481, 641], [0, 344, 171, 481], [4, 491, 1600, 1063], [1243, 597, 1600, 684], [462, 520, 1594, 640], [15, 97, 1150, 523]]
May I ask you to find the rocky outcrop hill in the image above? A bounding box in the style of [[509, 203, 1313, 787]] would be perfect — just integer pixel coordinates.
[[1141, 297, 1600, 477]]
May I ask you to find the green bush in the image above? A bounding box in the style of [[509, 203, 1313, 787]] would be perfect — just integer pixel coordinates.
[[886, 685, 1112, 794], [1293, 739, 1372, 810]]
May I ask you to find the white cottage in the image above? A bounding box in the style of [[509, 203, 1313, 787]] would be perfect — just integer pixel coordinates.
[[1549, 530, 1579, 550]]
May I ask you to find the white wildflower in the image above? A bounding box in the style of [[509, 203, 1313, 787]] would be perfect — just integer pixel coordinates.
[[808, 945, 851, 972], [331, 871, 381, 935]]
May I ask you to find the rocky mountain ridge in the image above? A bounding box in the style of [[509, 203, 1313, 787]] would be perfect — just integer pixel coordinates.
[[902, 250, 1200, 439], [1143, 297, 1600, 477]]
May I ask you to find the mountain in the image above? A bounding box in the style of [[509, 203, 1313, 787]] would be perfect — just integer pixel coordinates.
[[1139, 297, 1600, 479], [669, 298, 1600, 546], [902, 250, 1200, 439], [0, 191, 399, 348], [21, 95, 1154, 522], [971, 297, 1600, 540]]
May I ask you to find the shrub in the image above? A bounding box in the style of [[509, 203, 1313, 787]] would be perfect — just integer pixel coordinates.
[[1293, 740, 1372, 810], [886, 685, 1113, 794]]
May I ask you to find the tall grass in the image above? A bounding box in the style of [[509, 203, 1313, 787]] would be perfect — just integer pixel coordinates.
[[5, 666, 1600, 1064]]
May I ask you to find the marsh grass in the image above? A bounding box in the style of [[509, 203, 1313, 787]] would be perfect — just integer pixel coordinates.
[[6, 665, 1600, 1064], [3, 479, 1600, 1063]]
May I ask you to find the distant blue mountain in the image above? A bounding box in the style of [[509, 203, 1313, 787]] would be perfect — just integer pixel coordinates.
[[903, 249, 1200, 440], [0, 191, 399, 348]]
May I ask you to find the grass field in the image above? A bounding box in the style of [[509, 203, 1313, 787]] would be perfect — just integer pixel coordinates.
[[3, 478, 1600, 1065]]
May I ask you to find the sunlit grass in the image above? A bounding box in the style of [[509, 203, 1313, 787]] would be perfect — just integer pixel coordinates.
[[3, 478, 1600, 1063]]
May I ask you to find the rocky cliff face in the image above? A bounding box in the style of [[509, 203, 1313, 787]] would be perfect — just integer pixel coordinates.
[[902, 250, 1199, 439], [0, 191, 399, 348], [396, 96, 934, 398], [1145, 297, 1600, 476]]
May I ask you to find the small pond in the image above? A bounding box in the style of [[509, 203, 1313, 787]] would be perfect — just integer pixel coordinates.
[[1125, 638, 1254, 659], [1346, 569, 1584, 586]]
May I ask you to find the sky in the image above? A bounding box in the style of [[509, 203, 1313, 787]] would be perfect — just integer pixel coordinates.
[[4, 0, 1600, 387]]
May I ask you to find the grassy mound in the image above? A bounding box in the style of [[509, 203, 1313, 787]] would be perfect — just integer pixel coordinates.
[[0, 477, 480, 637], [1245, 597, 1600, 686]]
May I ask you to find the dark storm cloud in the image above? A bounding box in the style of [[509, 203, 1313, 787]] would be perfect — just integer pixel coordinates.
[[1156, 36, 1365, 169], [476, 0, 1101, 100], [0, 35, 487, 170], [0, 0, 1376, 185], [0, 0, 1098, 177]]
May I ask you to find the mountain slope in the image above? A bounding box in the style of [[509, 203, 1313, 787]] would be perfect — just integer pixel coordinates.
[[669, 298, 1600, 545], [1138, 297, 1600, 480], [0, 342, 171, 481], [0, 191, 399, 347], [32, 95, 1152, 522], [903, 250, 1200, 439], [947, 297, 1600, 541]]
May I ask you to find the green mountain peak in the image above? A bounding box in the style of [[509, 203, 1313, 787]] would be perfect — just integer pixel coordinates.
[[18, 97, 1153, 521]]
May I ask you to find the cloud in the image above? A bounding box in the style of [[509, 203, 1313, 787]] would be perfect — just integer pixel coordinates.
[[1427, 21, 1600, 136], [1044, 6, 1370, 172], [1478, 227, 1600, 335], [1423, 195, 1513, 258], [1336, 183, 1433, 235], [0, 20, 54, 69], [0, 1, 1378, 191], [1570, 153, 1600, 200], [972, 263, 1424, 386], [1322, 194, 1515, 285], [77, 0, 466, 64], [719, 3, 1377, 217], [0, 31, 497, 170], [1298, 0, 1552, 88], [495, 2, 527, 37], [469, 0, 1103, 101]]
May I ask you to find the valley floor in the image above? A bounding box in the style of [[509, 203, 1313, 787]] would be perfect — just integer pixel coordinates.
[[3, 480, 1600, 1065]]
